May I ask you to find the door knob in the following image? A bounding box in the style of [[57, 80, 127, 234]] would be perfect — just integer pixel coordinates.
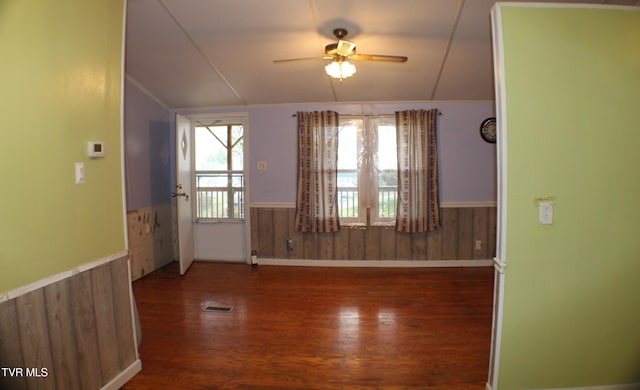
[[171, 192, 189, 200]]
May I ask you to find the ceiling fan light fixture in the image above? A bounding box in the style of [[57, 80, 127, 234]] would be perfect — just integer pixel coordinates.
[[325, 60, 356, 80]]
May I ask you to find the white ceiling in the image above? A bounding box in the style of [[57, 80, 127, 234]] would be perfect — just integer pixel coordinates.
[[125, 0, 640, 109]]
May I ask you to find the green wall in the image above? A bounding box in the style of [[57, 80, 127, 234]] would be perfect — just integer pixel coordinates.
[[0, 0, 126, 293], [496, 5, 640, 389]]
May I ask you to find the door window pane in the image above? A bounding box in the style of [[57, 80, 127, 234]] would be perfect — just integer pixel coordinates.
[[194, 124, 244, 220]]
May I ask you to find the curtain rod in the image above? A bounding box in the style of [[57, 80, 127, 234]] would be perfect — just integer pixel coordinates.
[[292, 111, 442, 117]]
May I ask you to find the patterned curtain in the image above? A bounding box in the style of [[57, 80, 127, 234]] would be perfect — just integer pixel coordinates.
[[395, 109, 441, 233], [294, 111, 340, 232]]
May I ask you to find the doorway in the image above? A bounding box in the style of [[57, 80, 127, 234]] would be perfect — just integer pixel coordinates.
[[176, 113, 251, 265]]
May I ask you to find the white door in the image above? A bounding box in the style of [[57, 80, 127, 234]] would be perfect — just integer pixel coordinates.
[[175, 114, 195, 275], [191, 115, 249, 262]]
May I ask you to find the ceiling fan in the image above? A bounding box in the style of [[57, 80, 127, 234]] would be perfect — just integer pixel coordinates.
[[273, 28, 408, 80]]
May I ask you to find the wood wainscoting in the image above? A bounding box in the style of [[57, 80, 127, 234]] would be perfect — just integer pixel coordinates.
[[0, 254, 140, 390], [127, 202, 175, 281], [250, 204, 496, 262]]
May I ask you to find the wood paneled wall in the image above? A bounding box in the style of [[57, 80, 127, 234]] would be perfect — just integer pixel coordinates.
[[0, 255, 138, 390], [250, 206, 496, 261], [127, 203, 175, 281]]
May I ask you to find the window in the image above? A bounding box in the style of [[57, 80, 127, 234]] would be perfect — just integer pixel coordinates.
[[194, 123, 244, 220], [337, 116, 397, 225]]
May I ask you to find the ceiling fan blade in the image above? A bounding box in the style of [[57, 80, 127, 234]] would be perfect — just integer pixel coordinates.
[[351, 54, 408, 63], [273, 56, 331, 64]]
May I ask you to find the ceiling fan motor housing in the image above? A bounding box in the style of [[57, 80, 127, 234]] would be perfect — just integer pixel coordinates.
[[333, 28, 348, 39], [325, 43, 356, 57], [325, 29, 357, 57]]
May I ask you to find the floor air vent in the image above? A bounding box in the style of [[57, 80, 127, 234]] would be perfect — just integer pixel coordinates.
[[201, 302, 233, 312], [203, 306, 233, 312]]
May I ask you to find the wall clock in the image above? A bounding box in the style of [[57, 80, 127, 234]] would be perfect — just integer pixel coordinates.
[[480, 117, 497, 143]]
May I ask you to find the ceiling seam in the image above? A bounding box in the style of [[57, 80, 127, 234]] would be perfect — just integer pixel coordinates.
[[125, 73, 171, 110], [157, 0, 247, 105], [308, 0, 339, 102], [429, 0, 466, 100]]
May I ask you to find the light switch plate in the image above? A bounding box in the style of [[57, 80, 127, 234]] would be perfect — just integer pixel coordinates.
[[75, 162, 85, 184], [539, 202, 553, 224]]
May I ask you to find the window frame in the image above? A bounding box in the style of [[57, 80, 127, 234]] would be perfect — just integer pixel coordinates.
[[337, 115, 397, 227], [336, 117, 367, 226], [193, 121, 245, 223]]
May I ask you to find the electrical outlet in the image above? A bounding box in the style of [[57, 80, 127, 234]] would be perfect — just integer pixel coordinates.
[[475, 240, 482, 250], [286, 239, 294, 251]]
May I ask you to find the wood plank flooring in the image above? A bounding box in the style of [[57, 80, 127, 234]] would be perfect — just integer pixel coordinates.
[[122, 262, 494, 390]]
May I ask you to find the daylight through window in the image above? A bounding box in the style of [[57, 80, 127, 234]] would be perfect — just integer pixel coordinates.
[[194, 123, 244, 220], [337, 115, 397, 225]]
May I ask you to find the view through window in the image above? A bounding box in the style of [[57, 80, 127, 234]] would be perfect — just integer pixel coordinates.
[[337, 115, 397, 225], [194, 123, 244, 220]]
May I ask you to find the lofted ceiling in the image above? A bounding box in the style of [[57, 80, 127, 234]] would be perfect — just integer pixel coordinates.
[[125, 0, 640, 109]]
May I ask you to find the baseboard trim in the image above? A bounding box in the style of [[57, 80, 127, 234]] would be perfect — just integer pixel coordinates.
[[533, 384, 640, 390], [257, 258, 493, 268], [196, 256, 248, 263], [493, 256, 506, 273], [486, 382, 640, 390], [1, 250, 129, 301], [100, 359, 142, 390]]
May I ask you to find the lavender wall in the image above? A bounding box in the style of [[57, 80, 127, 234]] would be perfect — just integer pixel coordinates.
[[124, 79, 172, 211], [179, 101, 496, 205]]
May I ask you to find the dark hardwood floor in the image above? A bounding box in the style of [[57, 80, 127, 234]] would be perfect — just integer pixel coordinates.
[[122, 261, 494, 389]]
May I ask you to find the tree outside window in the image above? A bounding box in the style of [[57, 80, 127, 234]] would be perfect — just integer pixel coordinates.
[[194, 124, 244, 220]]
